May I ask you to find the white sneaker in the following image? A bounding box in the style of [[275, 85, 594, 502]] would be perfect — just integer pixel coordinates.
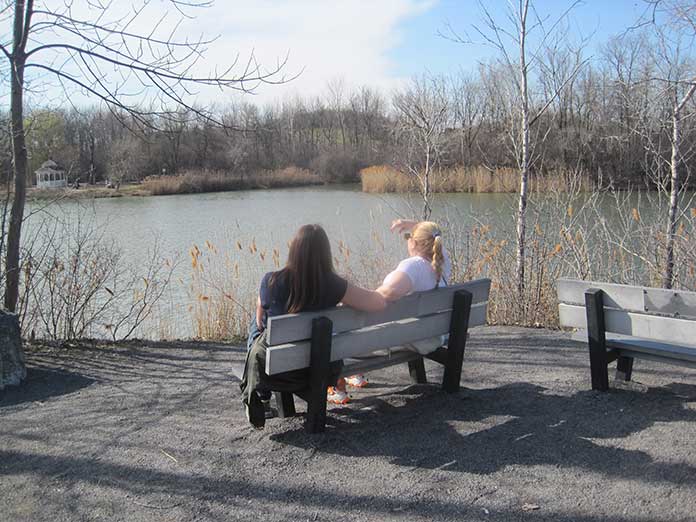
[[345, 374, 369, 388], [327, 386, 350, 405]]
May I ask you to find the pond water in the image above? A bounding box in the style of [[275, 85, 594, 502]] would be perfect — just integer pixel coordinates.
[[24, 185, 683, 339]]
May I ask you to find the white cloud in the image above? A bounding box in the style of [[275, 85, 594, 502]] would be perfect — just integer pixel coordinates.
[[185, 0, 435, 106], [16, 0, 436, 110]]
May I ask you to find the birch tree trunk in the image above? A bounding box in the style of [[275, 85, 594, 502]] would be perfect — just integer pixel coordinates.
[[515, 0, 530, 299], [663, 82, 696, 289], [423, 141, 431, 221]]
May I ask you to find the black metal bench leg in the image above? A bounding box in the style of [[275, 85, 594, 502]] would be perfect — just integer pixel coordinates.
[[443, 290, 472, 393], [615, 356, 634, 382], [585, 289, 609, 391], [408, 358, 427, 384], [305, 317, 333, 434], [274, 392, 296, 417]]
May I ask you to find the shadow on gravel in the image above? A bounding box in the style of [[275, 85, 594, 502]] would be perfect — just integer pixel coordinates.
[[271, 381, 696, 486], [0, 367, 94, 408], [0, 447, 681, 522]]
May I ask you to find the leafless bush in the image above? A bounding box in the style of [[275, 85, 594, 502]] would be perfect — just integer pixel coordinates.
[[20, 208, 174, 341], [429, 169, 696, 327]]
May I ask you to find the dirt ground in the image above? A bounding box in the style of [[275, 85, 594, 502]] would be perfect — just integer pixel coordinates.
[[1, 326, 694, 522]]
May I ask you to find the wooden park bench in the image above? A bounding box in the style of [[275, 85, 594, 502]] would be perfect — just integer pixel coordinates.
[[557, 278, 696, 391], [254, 278, 490, 433]]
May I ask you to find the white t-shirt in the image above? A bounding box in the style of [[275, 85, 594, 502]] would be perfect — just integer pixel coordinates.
[[381, 248, 453, 355], [382, 249, 452, 293]]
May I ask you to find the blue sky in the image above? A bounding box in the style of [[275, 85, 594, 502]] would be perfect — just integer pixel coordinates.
[[9, 1, 658, 109], [390, 0, 650, 78], [226, 0, 654, 104]]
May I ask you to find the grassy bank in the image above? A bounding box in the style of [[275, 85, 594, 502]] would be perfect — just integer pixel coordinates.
[[27, 184, 150, 201], [360, 165, 594, 193], [25, 165, 593, 202], [141, 167, 323, 196], [26, 167, 324, 201]]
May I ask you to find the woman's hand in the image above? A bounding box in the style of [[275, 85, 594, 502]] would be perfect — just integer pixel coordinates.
[[390, 219, 419, 234]]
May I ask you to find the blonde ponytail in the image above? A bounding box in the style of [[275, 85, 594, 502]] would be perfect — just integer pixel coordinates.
[[432, 235, 444, 281]]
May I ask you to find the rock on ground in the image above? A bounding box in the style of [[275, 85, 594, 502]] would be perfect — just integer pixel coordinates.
[[0, 310, 25, 390]]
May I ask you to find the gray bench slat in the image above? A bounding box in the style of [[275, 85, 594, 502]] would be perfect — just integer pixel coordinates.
[[608, 349, 696, 369], [266, 302, 487, 375], [557, 278, 696, 319], [339, 350, 422, 377], [607, 338, 696, 364], [559, 303, 696, 347], [266, 279, 490, 346]]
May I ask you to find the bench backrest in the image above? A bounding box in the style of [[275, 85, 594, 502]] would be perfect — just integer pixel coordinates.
[[557, 278, 696, 346], [265, 278, 491, 375]]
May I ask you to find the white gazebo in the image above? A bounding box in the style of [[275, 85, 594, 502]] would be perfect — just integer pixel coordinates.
[[35, 160, 67, 189]]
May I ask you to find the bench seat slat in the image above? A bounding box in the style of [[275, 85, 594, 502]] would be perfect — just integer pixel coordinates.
[[558, 278, 696, 319], [610, 349, 696, 369], [559, 303, 696, 347], [266, 303, 486, 375], [267, 279, 490, 346], [607, 338, 696, 364], [339, 351, 422, 377]]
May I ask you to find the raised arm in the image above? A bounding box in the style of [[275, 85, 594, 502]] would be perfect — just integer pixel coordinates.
[[341, 282, 387, 312]]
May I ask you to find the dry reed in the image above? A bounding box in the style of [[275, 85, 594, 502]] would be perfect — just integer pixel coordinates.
[[143, 167, 323, 196], [184, 189, 696, 336], [360, 165, 593, 194]]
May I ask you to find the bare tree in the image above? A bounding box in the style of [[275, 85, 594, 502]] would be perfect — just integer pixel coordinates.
[[449, 71, 484, 164], [0, 0, 286, 386], [444, 0, 585, 300], [633, 0, 696, 288], [393, 75, 449, 220]]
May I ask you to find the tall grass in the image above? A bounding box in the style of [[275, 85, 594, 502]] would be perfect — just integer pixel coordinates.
[[185, 187, 696, 338], [187, 237, 287, 341], [142, 167, 323, 196], [360, 165, 593, 193]]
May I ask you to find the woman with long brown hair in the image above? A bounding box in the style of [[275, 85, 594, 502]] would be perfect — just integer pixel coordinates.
[[240, 224, 386, 428]]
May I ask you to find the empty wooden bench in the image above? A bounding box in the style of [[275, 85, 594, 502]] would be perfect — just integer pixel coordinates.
[[263, 278, 491, 433], [557, 278, 696, 391]]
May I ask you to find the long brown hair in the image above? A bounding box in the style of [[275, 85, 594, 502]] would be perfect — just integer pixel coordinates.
[[271, 224, 336, 313]]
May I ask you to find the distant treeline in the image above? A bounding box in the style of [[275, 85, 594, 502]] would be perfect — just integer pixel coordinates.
[[2, 32, 695, 189]]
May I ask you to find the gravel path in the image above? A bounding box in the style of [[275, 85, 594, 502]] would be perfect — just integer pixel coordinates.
[[1, 326, 695, 522]]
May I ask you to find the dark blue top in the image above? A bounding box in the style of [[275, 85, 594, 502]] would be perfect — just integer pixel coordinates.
[[257, 270, 348, 330]]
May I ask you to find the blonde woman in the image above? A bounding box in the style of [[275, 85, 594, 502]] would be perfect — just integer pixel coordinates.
[[336, 219, 452, 395], [377, 219, 450, 299]]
